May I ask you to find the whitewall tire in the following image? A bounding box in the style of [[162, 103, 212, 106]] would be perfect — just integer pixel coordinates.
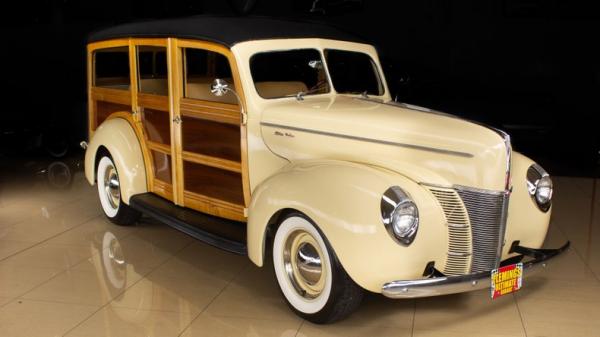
[[272, 213, 363, 323], [96, 155, 140, 226]]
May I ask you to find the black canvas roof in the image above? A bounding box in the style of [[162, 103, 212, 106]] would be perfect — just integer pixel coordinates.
[[88, 16, 365, 47]]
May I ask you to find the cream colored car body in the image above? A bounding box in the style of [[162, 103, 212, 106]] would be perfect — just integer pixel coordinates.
[[86, 38, 551, 293], [85, 118, 147, 204]]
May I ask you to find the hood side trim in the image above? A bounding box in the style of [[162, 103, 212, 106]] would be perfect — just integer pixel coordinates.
[[261, 122, 474, 158]]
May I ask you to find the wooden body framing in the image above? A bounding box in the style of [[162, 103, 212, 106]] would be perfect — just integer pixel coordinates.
[[87, 37, 250, 222]]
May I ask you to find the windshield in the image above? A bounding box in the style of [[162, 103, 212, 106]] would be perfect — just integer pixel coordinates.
[[250, 49, 330, 99], [325, 49, 384, 96]]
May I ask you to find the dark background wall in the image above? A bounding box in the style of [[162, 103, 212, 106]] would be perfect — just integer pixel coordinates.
[[1, 0, 598, 176]]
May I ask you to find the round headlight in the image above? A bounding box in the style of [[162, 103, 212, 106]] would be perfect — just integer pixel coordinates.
[[381, 186, 419, 245], [535, 175, 553, 210], [527, 164, 553, 212]]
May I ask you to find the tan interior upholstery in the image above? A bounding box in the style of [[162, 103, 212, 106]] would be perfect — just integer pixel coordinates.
[[95, 77, 130, 90], [255, 81, 308, 98], [139, 78, 169, 96]]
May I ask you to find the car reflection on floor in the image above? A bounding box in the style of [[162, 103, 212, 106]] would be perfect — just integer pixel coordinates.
[[0, 155, 598, 336]]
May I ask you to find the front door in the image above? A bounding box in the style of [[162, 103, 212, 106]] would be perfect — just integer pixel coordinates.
[[173, 41, 247, 221]]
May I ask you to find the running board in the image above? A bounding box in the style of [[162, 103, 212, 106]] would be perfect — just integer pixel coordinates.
[[129, 193, 247, 255]]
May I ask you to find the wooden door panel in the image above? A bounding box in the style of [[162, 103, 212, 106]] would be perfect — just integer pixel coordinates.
[[183, 161, 244, 205], [142, 108, 171, 145], [151, 150, 173, 184], [95, 101, 131, 129], [181, 116, 241, 162], [176, 44, 246, 221]]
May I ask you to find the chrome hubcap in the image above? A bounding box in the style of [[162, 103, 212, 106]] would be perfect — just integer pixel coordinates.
[[283, 230, 325, 299], [103, 165, 120, 210], [296, 243, 322, 285]]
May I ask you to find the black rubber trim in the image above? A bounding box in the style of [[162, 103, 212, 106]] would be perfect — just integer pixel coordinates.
[[502, 240, 571, 267], [129, 193, 247, 255]]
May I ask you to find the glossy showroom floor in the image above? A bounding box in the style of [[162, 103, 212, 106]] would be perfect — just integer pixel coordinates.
[[0, 160, 599, 337]]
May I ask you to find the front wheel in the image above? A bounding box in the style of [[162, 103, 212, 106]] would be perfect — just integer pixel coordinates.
[[97, 155, 140, 226], [272, 213, 363, 324]]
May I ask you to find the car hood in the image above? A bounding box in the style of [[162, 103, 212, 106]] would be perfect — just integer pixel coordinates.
[[260, 95, 510, 191]]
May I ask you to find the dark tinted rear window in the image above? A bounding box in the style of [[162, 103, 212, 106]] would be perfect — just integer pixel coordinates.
[[94, 47, 130, 90]]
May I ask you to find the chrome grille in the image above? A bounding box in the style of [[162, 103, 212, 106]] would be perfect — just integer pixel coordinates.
[[456, 187, 509, 273], [428, 187, 472, 276]]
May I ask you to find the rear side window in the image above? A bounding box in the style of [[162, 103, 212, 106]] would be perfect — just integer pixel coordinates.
[[138, 46, 168, 96], [94, 47, 130, 90]]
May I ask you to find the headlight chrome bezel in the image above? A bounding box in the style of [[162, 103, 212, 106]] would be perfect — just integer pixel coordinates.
[[526, 163, 553, 212], [381, 186, 419, 245]]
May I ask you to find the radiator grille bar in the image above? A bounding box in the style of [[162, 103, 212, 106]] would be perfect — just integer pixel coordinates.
[[429, 187, 472, 276], [456, 187, 509, 273]]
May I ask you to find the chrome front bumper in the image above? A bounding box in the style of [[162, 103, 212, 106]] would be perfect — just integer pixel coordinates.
[[382, 241, 570, 299]]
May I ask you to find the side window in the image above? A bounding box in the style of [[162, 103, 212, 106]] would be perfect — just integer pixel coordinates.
[[183, 48, 236, 104], [94, 47, 130, 90], [138, 46, 168, 96]]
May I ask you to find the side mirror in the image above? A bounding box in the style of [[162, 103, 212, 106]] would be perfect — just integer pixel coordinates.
[[209, 78, 248, 125], [210, 78, 230, 97]]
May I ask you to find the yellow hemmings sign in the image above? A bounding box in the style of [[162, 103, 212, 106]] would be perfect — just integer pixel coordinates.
[[491, 263, 523, 299]]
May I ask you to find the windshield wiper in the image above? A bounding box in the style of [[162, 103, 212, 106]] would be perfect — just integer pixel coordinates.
[[293, 80, 329, 101]]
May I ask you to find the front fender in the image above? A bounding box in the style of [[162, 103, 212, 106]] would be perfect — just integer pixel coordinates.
[[502, 152, 552, 257], [84, 117, 147, 204], [247, 160, 448, 293]]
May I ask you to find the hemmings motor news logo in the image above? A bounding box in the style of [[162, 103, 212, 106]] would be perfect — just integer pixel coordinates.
[[491, 263, 523, 299]]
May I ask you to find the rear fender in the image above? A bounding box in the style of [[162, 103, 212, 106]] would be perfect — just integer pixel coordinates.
[[84, 117, 147, 204]]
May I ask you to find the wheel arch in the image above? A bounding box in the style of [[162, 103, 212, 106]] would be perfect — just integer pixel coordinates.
[[84, 116, 147, 204], [247, 160, 448, 293]]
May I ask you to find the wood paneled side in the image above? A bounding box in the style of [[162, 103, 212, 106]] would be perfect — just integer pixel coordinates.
[[181, 116, 241, 162], [184, 191, 245, 222], [96, 102, 131, 129], [183, 161, 244, 206], [179, 98, 241, 125]]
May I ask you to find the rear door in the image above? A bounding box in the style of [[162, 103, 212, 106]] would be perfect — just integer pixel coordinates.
[[131, 39, 175, 201]]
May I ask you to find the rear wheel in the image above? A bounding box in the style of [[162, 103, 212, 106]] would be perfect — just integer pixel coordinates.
[[272, 213, 363, 324], [97, 155, 140, 226]]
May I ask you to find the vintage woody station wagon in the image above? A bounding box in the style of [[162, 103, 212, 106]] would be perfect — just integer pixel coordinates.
[[83, 17, 569, 322]]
